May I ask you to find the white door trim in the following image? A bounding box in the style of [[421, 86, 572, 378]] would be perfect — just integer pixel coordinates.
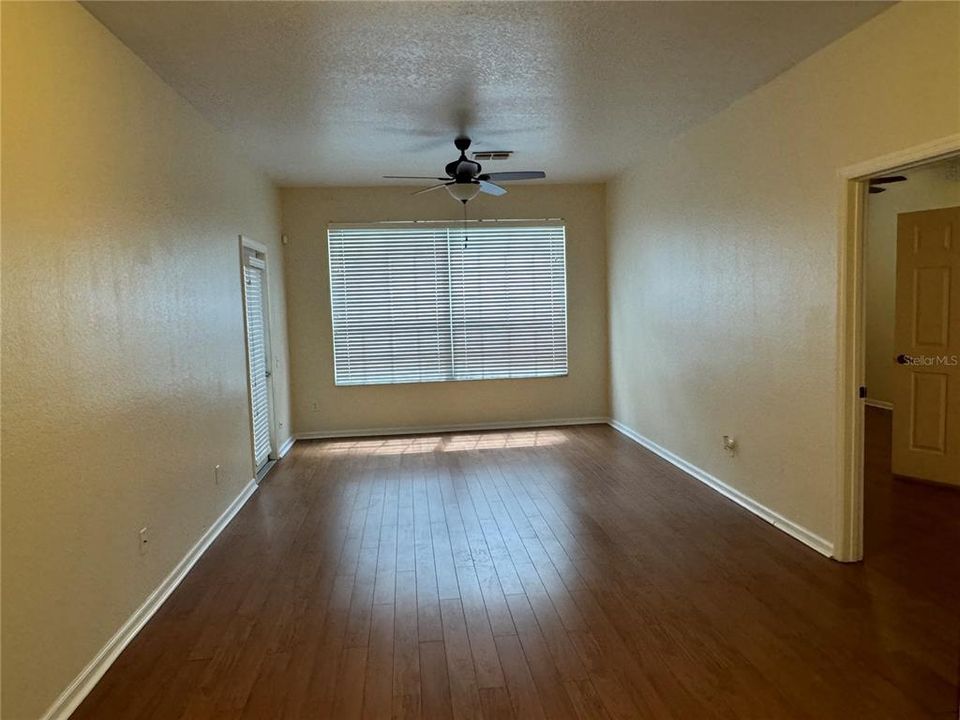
[[834, 134, 960, 562]]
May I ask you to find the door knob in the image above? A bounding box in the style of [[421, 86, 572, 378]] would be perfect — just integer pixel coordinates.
[[896, 353, 913, 365]]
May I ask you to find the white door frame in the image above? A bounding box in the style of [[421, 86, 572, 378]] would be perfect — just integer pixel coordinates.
[[239, 234, 277, 479], [834, 133, 960, 562]]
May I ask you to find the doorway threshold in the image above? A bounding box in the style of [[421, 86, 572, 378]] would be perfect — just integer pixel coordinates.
[[256, 458, 277, 483]]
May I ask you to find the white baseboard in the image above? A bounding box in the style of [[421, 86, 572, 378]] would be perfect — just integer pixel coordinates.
[[295, 416, 608, 441], [276, 435, 296, 458], [41, 478, 259, 720], [864, 398, 893, 411], [607, 419, 834, 558]]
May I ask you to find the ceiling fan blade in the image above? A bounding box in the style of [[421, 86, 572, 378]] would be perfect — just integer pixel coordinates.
[[478, 171, 546, 182], [868, 186, 886, 194], [385, 175, 449, 180], [479, 180, 507, 197], [413, 183, 451, 196], [868, 175, 907, 185]]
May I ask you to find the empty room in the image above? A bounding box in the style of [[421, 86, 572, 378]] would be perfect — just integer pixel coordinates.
[[2, 1, 959, 719]]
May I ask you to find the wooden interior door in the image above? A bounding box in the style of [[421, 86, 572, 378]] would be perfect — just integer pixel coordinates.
[[891, 206, 960, 487]]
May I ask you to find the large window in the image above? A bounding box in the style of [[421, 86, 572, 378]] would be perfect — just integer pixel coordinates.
[[328, 221, 568, 386]]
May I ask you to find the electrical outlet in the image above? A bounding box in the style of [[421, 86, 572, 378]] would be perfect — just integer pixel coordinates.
[[722, 435, 737, 456], [139, 527, 150, 555], [215, 464, 222, 485]]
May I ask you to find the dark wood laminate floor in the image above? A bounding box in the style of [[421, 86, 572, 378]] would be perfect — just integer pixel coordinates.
[[73, 412, 960, 719]]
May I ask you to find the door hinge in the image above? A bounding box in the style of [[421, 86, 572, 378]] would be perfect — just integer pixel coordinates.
[[858, 386, 867, 399]]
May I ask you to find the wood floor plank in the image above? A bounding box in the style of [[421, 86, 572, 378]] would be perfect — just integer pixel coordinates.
[[69, 417, 959, 720], [563, 678, 612, 720], [362, 603, 395, 719], [477, 686, 515, 720], [473, 561, 518, 638], [494, 634, 548, 720], [238, 651, 291, 720], [504, 593, 580, 720], [332, 645, 368, 720], [414, 471, 444, 644], [440, 598, 484, 720], [419, 640, 454, 720], [455, 563, 507, 689], [295, 571, 356, 717], [392, 569, 421, 720]]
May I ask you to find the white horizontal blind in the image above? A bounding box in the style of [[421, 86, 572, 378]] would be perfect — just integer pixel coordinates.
[[449, 226, 567, 380], [328, 222, 567, 386], [328, 226, 452, 385], [242, 254, 272, 469]]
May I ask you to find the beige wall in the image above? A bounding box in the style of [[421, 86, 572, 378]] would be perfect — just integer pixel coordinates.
[[865, 161, 960, 405], [607, 1, 959, 548], [281, 185, 608, 434], [1, 3, 291, 718]]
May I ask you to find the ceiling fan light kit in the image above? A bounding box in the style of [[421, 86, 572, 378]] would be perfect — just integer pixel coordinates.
[[447, 183, 482, 203], [384, 136, 547, 204]]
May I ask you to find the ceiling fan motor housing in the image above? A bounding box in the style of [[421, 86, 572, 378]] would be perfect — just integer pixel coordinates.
[[447, 137, 482, 183], [445, 158, 482, 182]]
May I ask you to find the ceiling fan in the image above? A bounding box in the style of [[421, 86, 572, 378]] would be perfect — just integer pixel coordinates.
[[868, 175, 907, 194], [384, 136, 546, 204]]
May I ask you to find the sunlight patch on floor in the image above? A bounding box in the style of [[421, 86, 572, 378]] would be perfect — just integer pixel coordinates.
[[320, 429, 568, 455]]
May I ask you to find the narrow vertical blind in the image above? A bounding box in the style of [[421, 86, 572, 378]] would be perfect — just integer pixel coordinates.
[[243, 254, 272, 468], [328, 221, 567, 386]]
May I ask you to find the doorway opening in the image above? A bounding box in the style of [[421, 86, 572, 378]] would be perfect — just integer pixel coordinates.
[[836, 137, 960, 564], [838, 144, 960, 718], [861, 154, 960, 547], [240, 236, 276, 480]]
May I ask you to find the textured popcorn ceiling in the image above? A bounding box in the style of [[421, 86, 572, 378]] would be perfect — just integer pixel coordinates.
[[84, 1, 890, 185]]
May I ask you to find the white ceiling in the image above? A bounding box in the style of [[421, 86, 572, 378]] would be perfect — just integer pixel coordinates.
[[84, 1, 890, 186]]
